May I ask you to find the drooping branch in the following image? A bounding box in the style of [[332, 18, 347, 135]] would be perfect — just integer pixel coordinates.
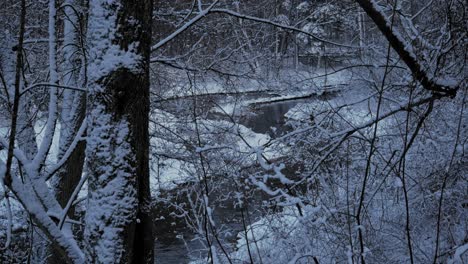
[[356, 0, 459, 97]]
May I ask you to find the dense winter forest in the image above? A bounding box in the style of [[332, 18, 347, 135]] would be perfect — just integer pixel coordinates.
[[0, 0, 466, 263]]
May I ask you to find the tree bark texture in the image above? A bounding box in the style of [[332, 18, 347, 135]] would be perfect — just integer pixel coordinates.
[[84, 0, 153, 263]]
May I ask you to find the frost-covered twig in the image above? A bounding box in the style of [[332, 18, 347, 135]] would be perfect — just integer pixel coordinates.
[[189, 76, 232, 264], [20, 82, 86, 96]]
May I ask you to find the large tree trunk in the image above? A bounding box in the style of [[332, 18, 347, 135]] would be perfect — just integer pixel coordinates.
[[84, 0, 153, 263]]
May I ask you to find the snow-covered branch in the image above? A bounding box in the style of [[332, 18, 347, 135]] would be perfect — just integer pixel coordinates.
[[356, 0, 459, 97], [151, 0, 219, 51], [20, 82, 86, 96]]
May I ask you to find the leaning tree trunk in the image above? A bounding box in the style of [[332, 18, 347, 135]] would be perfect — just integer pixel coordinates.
[[54, 0, 87, 218], [84, 0, 153, 263], [48, 0, 87, 263]]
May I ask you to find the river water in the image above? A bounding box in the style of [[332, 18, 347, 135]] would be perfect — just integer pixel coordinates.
[[243, 100, 301, 136]]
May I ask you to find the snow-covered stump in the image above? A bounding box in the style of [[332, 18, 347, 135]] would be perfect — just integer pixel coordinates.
[[84, 0, 153, 263]]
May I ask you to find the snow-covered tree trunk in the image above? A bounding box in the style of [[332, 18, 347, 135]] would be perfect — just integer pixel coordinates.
[[84, 0, 153, 263], [48, 1, 87, 263], [1, 1, 85, 263], [54, 0, 87, 216]]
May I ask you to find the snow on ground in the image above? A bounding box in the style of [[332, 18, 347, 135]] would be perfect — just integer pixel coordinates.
[[1, 67, 375, 205], [149, 109, 277, 191], [187, 205, 329, 264], [230, 207, 301, 263], [283, 79, 398, 137], [0, 67, 376, 240], [160, 74, 267, 98], [151, 68, 360, 191]]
